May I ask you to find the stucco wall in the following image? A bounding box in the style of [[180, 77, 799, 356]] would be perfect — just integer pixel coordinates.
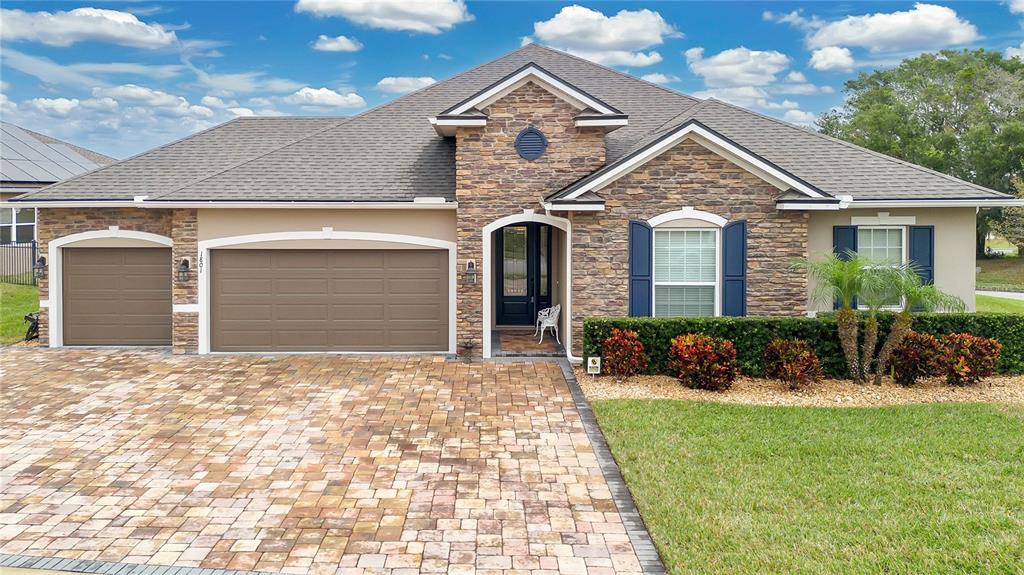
[[807, 207, 977, 312]]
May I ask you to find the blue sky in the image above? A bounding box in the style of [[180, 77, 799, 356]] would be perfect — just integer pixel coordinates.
[[2, 1, 1023, 158]]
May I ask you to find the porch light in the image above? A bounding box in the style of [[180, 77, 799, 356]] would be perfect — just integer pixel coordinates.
[[464, 259, 478, 285], [32, 256, 46, 281], [177, 258, 191, 283]]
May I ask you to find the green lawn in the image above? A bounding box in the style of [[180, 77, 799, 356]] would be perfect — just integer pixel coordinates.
[[976, 256, 1024, 291], [977, 294, 1024, 314], [0, 282, 38, 344], [595, 400, 1024, 574]]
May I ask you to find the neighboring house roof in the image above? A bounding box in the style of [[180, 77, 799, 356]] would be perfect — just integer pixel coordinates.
[[13, 43, 1016, 206], [1, 122, 115, 184]]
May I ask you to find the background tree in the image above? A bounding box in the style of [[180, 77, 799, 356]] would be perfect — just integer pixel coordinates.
[[818, 49, 1024, 254], [991, 177, 1024, 251]]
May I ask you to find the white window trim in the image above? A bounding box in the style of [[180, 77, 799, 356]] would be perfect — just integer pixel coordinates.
[[856, 225, 908, 311], [651, 227, 722, 318], [1, 207, 36, 243]]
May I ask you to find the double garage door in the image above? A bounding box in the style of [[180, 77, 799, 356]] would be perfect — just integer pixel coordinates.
[[62, 247, 449, 352]]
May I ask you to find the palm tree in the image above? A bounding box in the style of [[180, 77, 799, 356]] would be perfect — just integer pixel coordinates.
[[872, 266, 966, 385], [856, 266, 902, 382], [794, 253, 872, 383]]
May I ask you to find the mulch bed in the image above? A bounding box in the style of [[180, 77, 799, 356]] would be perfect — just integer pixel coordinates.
[[575, 367, 1024, 407]]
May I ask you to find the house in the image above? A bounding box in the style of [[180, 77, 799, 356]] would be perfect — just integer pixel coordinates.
[[1, 122, 115, 244], [7, 44, 1021, 358]]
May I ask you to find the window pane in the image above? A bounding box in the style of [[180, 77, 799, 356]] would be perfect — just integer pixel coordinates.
[[15, 208, 34, 224], [857, 228, 903, 265], [502, 226, 527, 296], [0, 209, 11, 225], [15, 225, 34, 242], [539, 226, 549, 296], [655, 285, 715, 317], [0, 226, 10, 243], [654, 230, 716, 282]]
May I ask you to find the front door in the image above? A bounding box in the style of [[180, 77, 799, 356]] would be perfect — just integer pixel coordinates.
[[496, 223, 552, 326]]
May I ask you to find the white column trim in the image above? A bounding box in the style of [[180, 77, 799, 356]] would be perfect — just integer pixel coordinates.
[[196, 230, 457, 355], [481, 212, 572, 360], [47, 229, 173, 348]]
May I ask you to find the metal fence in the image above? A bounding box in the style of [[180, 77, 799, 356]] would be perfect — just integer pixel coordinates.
[[0, 241, 37, 286]]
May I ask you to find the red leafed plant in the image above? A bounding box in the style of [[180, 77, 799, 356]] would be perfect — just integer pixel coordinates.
[[891, 331, 944, 387], [601, 328, 648, 380], [762, 338, 823, 391], [941, 333, 1002, 387], [668, 333, 739, 391]]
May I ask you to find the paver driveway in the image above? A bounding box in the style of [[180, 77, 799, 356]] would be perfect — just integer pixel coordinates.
[[0, 349, 642, 575]]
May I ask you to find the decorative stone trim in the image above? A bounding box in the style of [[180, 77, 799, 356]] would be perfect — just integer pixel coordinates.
[[557, 360, 667, 574], [0, 553, 278, 575]]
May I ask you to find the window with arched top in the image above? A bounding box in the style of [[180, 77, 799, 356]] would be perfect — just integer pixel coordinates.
[[648, 208, 724, 317]]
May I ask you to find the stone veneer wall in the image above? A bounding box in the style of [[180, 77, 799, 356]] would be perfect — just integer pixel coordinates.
[[454, 82, 605, 355], [171, 209, 198, 354], [568, 140, 809, 354], [36, 208, 173, 345]]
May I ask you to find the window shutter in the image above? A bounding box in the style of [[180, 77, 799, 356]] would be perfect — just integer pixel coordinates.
[[833, 225, 858, 309], [909, 225, 934, 285], [628, 220, 653, 316], [721, 220, 747, 316]]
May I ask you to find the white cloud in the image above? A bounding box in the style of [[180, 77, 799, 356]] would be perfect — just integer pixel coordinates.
[[774, 81, 834, 96], [188, 67, 304, 97], [66, 62, 187, 79], [26, 97, 80, 117], [1008, 0, 1024, 14], [809, 46, 855, 71], [640, 73, 680, 85], [0, 7, 177, 48], [686, 46, 790, 87], [376, 76, 436, 94], [312, 34, 362, 52], [1007, 42, 1024, 59], [1, 48, 106, 89], [786, 71, 807, 83], [762, 10, 821, 31], [284, 87, 366, 108], [0, 93, 17, 116], [227, 107, 255, 117], [91, 84, 213, 118], [783, 109, 817, 125], [806, 3, 979, 53], [201, 96, 228, 108], [528, 5, 679, 67], [294, 0, 473, 34]]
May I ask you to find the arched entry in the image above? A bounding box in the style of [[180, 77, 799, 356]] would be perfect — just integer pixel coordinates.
[[482, 211, 571, 358]]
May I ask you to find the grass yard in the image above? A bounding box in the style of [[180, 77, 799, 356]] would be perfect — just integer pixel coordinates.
[[977, 294, 1024, 314], [0, 282, 38, 345], [595, 400, 1024, 574], [976, 256, 1024, 291]]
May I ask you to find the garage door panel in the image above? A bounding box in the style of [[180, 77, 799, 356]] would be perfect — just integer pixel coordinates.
[[212, 249, 448, 352], [63, 247, 171, 346]]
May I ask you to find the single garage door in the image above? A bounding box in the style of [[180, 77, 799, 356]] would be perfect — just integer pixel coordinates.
[[211, 249, 449, 352], [62, 247, 172, 346]]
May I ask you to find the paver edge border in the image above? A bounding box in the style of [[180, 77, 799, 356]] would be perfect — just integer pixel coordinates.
[[556, 360, 667, 575], [0, 553, 280, 575]]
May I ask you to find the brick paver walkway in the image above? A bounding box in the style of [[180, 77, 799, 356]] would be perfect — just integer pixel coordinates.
[[0, 349, 642, 575]]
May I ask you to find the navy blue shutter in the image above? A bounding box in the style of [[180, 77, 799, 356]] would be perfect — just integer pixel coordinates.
[[833, 226, 858, 309], [908, 225, 934, 285], [721, 220, 747, 316], [628, 220, 653, 316]]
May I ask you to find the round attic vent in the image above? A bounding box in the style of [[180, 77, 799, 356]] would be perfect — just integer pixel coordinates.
[[515, 127, 547, 161]]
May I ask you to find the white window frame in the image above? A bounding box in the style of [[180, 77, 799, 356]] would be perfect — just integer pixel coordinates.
[[651, 227, 721, 318], [1, 207, 36, 244], [856, 225, 907, 311]]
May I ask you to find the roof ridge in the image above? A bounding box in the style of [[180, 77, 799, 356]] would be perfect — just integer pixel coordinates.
[[524, 43, 701, 106], [646, 97, 712, 137], [703, 98, 1012, 198], [14, 118, 247, 200], [148, 116, 352, 200]]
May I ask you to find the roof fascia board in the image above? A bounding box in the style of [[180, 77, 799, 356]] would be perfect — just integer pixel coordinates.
[[542, 201, 605, 212], [847, 199, 1024, 208], [562, 121, 826, 200], [446, 64, 619, 116], [1, 200, 459, 210]]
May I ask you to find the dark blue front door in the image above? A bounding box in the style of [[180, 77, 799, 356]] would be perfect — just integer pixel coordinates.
[[496, 223, 552, 326]]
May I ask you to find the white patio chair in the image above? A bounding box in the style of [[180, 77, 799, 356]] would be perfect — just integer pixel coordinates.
[[534, 304, 561, 344]]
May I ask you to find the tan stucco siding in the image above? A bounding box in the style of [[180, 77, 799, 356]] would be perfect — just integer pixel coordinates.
[[807, 207, 976, 312], [197, 209, 457, 243]]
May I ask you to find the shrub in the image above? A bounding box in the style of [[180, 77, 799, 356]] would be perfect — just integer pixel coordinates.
[[941, 333, 1002, 387], [582, 314, 1024, 378], [762, 339, 823, 390], [601, 328, 648, 380], [891, 331, 944, 386], [668, 334, 739, 391]]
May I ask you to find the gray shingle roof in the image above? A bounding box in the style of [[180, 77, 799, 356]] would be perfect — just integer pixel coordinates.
[[17, 44, 1007, 203], [1, 122, 113, 184]]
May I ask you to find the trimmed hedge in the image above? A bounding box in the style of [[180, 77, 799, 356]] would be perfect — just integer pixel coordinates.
[[583, 313, 1024, 377]]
